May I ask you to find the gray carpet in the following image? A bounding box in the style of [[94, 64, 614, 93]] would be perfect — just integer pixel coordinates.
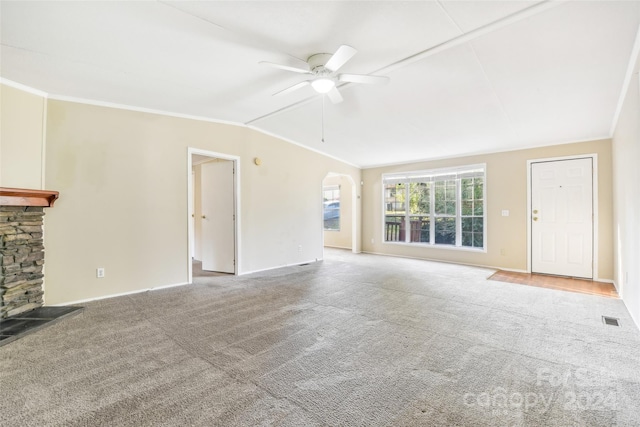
[[1, 249, 639, 426]]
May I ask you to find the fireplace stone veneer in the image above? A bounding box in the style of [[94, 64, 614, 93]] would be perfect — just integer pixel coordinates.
[[0, 188, 58, 318]]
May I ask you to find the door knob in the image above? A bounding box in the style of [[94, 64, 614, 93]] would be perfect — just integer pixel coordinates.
[[533, 209, 538, 214], [533, 217, 538, 221], [202, 215, 206, 219]]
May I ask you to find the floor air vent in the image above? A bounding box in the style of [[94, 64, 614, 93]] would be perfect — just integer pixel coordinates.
[[602, 316, 620, 326]]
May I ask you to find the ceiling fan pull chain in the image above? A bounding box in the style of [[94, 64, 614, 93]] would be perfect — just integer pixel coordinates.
[[321, 95, 325, 143]]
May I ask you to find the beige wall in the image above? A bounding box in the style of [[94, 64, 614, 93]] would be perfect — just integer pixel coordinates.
[[612, 53, 640, 328], [323, 174, 354, 250], [362, 139, 614, 280], [0, 84, 46, 189], [43, 99, 360, 305], [2, 82, 625, 313]]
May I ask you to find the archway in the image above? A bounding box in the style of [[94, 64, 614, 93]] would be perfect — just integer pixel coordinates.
[[322, 173, 357, 253]]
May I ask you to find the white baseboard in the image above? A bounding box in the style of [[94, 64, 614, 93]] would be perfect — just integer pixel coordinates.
[[51, 282, 191, 306], [240, 258, 321, 276], [360, 250, 530, 274], [492, 267, 530, 274], [324, 245, 352, 250], [358, 251, 620, 282]]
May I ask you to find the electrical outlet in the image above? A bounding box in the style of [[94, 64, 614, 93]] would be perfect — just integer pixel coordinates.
[[298, 245, 302, 253], [500, 248, 506, 256], [371, 238, 374, 244], [96, 268, 105, 278]]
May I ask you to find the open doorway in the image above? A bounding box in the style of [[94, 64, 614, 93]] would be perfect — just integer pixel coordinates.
[[322, 173, 357, 252], [187, 148, 240, 283]]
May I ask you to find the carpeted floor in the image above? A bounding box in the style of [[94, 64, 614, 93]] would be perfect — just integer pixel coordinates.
[[1, 248, 639, 426], [192, 259, 233, 278]]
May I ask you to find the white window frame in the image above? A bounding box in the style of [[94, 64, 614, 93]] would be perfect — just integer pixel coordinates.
[[381, 164, 487, 252]]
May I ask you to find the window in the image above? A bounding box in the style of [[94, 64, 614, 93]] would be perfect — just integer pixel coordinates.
[[383, 165, 485, 249], [323, 185, 340, 231], [460, 176, 484, 248]]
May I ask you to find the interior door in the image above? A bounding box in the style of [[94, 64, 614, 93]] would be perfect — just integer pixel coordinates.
[[201, 160, 235, 273], [190, 171, 195, 258], [531, 158, 593, 278]]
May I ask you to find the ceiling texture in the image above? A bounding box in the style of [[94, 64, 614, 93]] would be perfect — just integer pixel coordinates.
[[1, 1, 639, 168]]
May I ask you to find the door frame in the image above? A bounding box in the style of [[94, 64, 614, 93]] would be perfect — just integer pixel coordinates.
[[526, 153, 598, 278], [187, 147, 240, 282]]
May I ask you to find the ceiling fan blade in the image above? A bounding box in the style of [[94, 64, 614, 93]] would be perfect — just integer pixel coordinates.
[[260, 60, 311, 74], [273, 80, 310, 96], [326, 87, 343, 104], [338, 74, 390, 85], [324, 45, 357, 72]]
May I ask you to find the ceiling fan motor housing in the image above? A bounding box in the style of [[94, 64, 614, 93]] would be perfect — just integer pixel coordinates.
[[307, 53, 333, 76]]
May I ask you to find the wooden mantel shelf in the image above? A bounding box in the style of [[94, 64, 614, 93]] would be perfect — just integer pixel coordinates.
[[0, 187, 59, 207]]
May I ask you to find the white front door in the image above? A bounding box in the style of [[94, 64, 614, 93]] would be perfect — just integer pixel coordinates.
[[201, 160, 235, 273], [531, 158, 593, 278]]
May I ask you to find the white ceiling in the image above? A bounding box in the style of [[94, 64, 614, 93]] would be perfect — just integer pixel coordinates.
[[1, 1, 639, 168]]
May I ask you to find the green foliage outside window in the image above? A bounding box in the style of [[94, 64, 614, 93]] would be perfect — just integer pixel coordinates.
[[434, 179, 457, 244], [409, 183, 430, 243], [460, 177, 484, 248]]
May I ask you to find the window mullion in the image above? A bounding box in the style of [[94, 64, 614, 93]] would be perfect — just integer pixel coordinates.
[[430, 182, 435, 244], [404, 182, 410, 243], [455, 179, 462, 246]]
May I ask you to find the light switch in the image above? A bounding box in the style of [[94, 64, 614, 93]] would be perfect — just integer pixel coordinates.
[[501, 210, 510, 217]]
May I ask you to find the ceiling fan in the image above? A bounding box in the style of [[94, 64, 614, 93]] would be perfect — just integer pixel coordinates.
[[261, 45, 389, 104]]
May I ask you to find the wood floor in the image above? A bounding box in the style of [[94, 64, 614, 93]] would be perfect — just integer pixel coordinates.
[[488, 270, 618, 298]]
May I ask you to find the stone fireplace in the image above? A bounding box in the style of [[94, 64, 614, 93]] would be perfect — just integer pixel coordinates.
[[0, 188, 59, 318]]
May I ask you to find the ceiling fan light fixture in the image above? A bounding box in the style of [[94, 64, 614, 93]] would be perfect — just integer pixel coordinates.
[[311, 78, 335, 94]]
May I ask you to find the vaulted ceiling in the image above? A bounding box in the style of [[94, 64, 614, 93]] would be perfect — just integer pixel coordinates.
[[2, 1, 638, 167]]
